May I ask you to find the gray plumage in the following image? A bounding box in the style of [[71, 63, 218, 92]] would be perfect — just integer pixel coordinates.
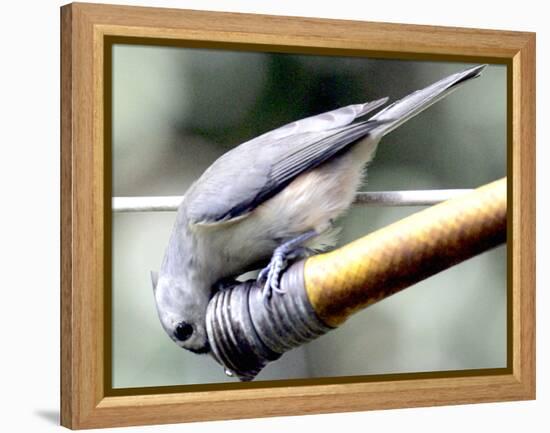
[[185, 99, 388, 224], [152, 64, 487, 354]]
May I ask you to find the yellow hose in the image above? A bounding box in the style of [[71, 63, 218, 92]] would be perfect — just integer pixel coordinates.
[[304, 177, 507, 327]]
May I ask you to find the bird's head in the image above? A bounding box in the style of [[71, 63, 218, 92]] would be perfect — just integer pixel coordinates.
[[151, 271, 211, 354]]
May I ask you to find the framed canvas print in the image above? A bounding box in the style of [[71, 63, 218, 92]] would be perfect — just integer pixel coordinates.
[[60, 2, 535, 429]]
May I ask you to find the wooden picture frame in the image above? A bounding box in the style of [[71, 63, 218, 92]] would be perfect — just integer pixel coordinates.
[[60, 2, 535, 429]]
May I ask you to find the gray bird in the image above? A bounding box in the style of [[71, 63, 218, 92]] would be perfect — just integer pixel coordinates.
[[151, 64, 487, 354]]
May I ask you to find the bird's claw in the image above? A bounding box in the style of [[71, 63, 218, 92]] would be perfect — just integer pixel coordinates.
[[260, 251, 287, 299], [257, 230, 319, 304]]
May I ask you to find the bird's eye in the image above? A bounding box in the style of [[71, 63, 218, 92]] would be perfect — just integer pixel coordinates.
[[174, 321, 194, 342]]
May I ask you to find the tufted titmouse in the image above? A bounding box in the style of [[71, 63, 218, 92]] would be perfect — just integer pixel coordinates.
[[151, 64, 486, 354]]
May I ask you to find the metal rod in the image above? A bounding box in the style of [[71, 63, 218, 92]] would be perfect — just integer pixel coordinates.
[[352, 189, 473, 206], [112, 189, 473, 212], [112, 196, 183, 212]]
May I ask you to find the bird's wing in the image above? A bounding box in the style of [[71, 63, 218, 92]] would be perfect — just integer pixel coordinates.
[[184, 98, 388, 225], [184, 64, 487, 226]]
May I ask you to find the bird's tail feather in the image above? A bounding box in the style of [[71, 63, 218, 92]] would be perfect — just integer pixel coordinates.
[[368, 64, 487, 137]]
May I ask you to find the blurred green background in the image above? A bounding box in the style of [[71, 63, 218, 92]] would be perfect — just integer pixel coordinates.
[[111, 44, 507, 388]]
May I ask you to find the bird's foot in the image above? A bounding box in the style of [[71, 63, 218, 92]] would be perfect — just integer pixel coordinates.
[[258, 230, 318, 302]]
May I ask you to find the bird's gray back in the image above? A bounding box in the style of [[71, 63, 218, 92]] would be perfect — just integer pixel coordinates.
[[184, 98, 388, 225]]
